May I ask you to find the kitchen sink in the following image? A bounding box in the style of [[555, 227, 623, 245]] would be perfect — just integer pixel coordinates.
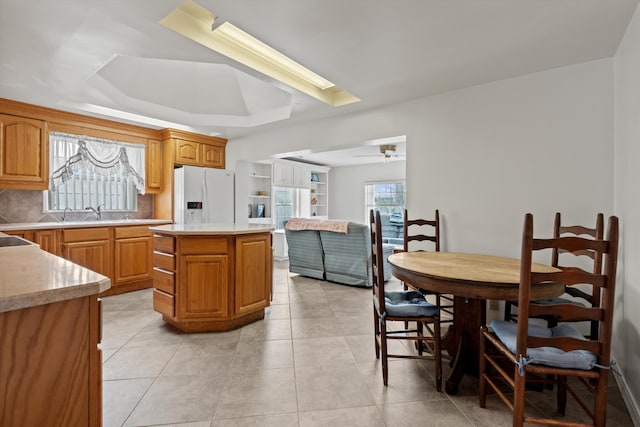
[[0, 236, 33, 247]]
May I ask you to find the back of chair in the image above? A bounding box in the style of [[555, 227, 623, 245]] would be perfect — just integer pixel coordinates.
[[403, 209, 440, 253], [370, 209, 386, 313], [552, 212, 604, 339], [516, 213, 619, 367], [552, 212, 604, 271]]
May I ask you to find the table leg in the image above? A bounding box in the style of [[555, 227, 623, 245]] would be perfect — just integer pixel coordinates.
[[443, 296, 486, 394]]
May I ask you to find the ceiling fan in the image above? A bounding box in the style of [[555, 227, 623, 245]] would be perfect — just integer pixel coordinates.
[[354, 144, 404, 160]]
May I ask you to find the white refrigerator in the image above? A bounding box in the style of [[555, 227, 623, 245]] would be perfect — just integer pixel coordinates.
[[174, 165, 235, 224]]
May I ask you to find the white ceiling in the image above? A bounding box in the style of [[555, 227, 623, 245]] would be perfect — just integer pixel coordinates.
[[1, 0, 637, 166]]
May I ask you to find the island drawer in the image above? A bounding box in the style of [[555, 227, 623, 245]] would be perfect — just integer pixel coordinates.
[[153, 289, 174, 318], [153, 251, 175, 271], [153, 267, 174, 295], [180, 236, 228, 255], [153, 235, 175, 253]]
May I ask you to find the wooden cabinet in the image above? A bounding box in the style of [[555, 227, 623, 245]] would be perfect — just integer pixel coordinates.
[[0, 114, 48, 190], [3, 223, 155, 296], [235, 233, 272, 315], [0, 295, 102, 426], [33, 229, 61, 255], [4, 228, 61, 256], [63, 228, 112, 278], [202, 142, 224, 168], [155, 129, 228, 221], [146, 138, 163, 193], [152, 231, 272, 332], [174, 139, 200, 165], [152, 234, 176, 319], [114, 226, 152, 286], [181, 254, 229, 319], [174, 138, 225, 168]]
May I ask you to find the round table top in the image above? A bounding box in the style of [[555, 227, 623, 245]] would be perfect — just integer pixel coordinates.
[[388, 251, 563, 301]]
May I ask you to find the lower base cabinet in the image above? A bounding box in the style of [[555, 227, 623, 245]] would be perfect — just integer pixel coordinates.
[[152, 231, 272, 332], [0, 295, 102, 426]]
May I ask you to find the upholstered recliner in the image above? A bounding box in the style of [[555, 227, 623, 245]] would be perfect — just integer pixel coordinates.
[[284, 221, 394, 287]]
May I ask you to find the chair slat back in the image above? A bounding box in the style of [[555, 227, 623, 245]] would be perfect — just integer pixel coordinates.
[[516, 213, 618, 362], [370, 209, 387, 313], [404, 209, 440, 252], [551, 212, 605, 339]]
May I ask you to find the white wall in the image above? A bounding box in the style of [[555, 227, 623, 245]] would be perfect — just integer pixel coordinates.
[[328, 161, 405, 223], [614, 1, 640, 422], [228, 59, 614, 256]]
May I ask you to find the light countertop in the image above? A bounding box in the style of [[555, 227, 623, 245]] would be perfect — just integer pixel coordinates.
[[0, 243, 111, 313], [0, 219, 172, 231], [150, 223, 274, 235]]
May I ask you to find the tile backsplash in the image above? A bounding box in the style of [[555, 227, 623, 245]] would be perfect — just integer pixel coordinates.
[[0, 189, 154, 224]]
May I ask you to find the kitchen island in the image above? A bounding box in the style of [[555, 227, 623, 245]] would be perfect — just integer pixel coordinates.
[[149, 223, 274, 332], [0, 236, 110, 426]]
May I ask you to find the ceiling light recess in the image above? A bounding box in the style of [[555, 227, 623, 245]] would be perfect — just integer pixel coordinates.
[[160, 0, 359, 107]]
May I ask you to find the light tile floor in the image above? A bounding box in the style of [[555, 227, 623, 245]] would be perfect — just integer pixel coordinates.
[[102, 260, 634, 426]]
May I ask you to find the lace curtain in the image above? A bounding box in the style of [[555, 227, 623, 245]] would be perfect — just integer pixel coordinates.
[[49, 132, 145, 194]]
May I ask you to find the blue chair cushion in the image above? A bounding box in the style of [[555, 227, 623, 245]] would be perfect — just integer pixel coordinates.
[[532, 297, 585, 306], [490, 320, 597, 371], [384, 291, 439, 317]]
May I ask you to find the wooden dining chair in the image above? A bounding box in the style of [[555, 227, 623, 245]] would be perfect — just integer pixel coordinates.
[[370, 209, 442, 390], [480, 213, 619, 427], [504, 212, 604, 339], [402, 209, 454, 323]]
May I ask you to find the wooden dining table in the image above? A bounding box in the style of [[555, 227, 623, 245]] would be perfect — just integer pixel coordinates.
[[387, 251, 563, 394]]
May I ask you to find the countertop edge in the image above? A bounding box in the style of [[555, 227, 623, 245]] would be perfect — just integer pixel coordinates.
[[149, 225, 274, 235], [0, 219, 173, 231], [0, 277, 111, 313]]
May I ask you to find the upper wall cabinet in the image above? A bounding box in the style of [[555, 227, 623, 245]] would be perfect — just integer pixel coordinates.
[[174, 137, 226, 169], [273, 160, 311, 188], [0, 114, 48, 190], [146, 139, 163, 193], [202, 142, 225, 168]]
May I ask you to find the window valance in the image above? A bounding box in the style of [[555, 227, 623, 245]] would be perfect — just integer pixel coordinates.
[[49, 132, 145, 194]]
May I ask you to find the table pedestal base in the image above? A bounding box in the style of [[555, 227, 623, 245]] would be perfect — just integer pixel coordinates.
[[441, 296, 486, 394]]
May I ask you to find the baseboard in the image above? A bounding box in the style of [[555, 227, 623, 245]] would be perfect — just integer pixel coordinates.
[[612, 358, 640, 426]]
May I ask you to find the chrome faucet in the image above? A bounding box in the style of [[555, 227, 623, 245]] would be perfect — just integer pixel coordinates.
[[85, 204, 103, 220], [61, 207, 73, 222]]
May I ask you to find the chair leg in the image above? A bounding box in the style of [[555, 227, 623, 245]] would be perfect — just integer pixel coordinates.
[[594, 374, 608, 427], [374, 308, 380, 359], [417, 321, 424, 356], [513, 370, 526, 427], [557, 375, 567, 416], [434, 317, 442, 392], [479, 328, 487, 408], [381, 320, 389, 386]]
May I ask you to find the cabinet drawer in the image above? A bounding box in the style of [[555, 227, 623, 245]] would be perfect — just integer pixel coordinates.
[[180, 237, 228, 255], [153, 289, 174, 318], [153, 235, 175, 253], [63, 227, 110, 243], [153, 251, 175, 271], [115, 225, 151, 239], [153, 267, 174, 295]]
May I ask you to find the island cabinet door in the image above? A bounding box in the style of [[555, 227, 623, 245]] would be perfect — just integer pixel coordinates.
[[235, 234, 272, 315], [179, 254, 229, 319]]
